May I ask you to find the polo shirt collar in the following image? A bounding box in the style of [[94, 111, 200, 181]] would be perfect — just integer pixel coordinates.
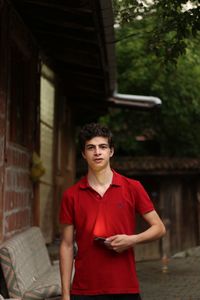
[[111, 170, 122, 187], [79, 169, 122, 189], [79, 176, 90, 189]]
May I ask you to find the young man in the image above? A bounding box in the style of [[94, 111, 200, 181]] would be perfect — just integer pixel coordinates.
[[59, 123, 166, 300]]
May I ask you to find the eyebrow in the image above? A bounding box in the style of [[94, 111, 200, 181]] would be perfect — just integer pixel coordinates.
[[85, 143, 109, 147]]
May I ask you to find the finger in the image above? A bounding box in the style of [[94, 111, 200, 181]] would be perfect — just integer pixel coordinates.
[[106, 235, 118, 242]]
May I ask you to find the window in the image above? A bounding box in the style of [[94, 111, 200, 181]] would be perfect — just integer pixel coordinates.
[[9, 41, 31, 147]]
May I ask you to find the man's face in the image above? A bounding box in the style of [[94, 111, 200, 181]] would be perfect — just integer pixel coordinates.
[[82, 136, 114, 171]]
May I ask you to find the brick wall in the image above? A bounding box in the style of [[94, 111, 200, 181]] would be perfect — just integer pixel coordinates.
[[0, 95, 5, 241], [4, 145, 33, 238], [0, 0, 8, 242], [0, 1, 38, 242]]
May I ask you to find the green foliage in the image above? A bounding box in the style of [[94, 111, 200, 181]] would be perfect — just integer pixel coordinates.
[[112, 0, 200, 63], [99, 19, 200, 157]]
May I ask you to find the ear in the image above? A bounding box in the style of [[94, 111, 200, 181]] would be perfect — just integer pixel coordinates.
[[110, 147, 114, 157], [82, 151, 86, 159]]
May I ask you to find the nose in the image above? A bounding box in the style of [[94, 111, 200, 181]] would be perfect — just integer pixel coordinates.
[[94, 146, 101, 155]]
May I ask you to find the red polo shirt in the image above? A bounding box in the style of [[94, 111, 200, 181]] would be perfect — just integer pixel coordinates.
[[59, 170, 154, 295]]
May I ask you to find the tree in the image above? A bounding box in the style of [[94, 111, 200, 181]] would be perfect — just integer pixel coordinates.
[[99, 19, 200, 157], [112, 0, 200, 63]]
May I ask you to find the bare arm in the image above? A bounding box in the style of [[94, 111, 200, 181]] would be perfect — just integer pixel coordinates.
[[135, 210, 166, 243], [106, 210, 166, 253], [59, 224, 74, 300]]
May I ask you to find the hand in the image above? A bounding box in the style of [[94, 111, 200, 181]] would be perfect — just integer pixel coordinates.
[[105, 234, 137, 253]]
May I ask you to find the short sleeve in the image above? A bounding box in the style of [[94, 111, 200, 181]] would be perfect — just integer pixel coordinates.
[[59, 189, 74, 224], [134, 181, 154, 215]]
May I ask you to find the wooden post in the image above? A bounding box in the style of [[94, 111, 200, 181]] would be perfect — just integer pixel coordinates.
[[161, 218, 171, 273]]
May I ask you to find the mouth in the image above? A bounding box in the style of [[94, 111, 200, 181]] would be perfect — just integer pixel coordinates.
[[94, 158, 103, 163]]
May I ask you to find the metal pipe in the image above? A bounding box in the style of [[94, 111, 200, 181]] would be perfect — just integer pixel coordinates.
[[109, 91, 162, 108]]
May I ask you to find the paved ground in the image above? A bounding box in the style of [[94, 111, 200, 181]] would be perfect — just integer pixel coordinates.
[[48, 244, 200, 300], [137, 255, 200, 300]]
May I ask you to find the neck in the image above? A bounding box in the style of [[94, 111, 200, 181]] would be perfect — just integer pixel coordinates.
[[87, 167, 113, 187]]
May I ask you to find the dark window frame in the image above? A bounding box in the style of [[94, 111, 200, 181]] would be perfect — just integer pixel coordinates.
[[9, 40, 31, 148]]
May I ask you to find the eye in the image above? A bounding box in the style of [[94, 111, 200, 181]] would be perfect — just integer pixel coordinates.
[[85, 145, 95, 150], [100, 144, 109, 149]]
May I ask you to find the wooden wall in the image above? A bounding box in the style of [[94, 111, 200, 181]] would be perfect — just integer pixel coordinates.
[[139, 175, 200, 258]]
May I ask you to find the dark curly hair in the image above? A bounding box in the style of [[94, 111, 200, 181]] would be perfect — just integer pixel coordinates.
[[79, 123, 114, 152]]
